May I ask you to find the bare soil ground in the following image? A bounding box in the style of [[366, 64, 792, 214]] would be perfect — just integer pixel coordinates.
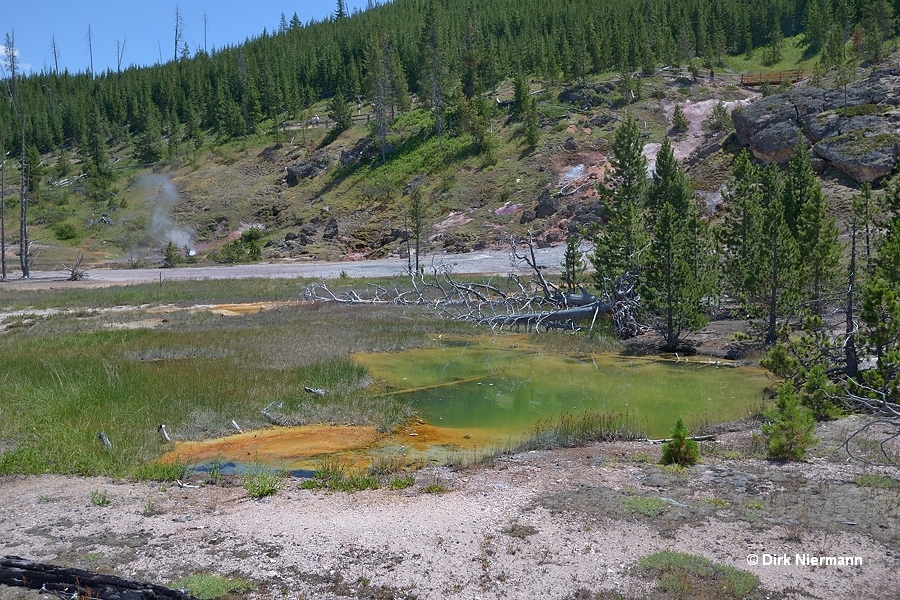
[[1, 418, 897, 600]]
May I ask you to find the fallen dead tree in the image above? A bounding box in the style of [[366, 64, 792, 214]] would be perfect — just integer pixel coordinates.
[[301, 235, 645, 335], [303, 266, 612, 332], [836, 381, 900, 467], [0, 555, 194, 600]]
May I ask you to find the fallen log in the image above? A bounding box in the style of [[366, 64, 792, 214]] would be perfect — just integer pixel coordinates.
[[481, 301, 612, 330], [643, 435, 717, 444], [0, 555, 194, 600]]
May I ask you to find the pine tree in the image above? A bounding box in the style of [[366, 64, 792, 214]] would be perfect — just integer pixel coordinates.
[[461, 15, 481, 100], [860, 181, 900, 402], [560, 232, 586, 293], [418, 1, 448, 148], [368, 31, 392, 162], [796, 182, 842, 315], [843, 185, 871, 378], [718, 152, 802, 344], [512, 71, 529, 120], [328, 89, 353, 133], [335, 0, 348, 20], [523, 96, 540, 146], [589, 113, 648, 297], [640, 138, 709, 350], [783, 139, 819, 235], [408, 185, 425, 274], [672, 104, 689, 133], [719, 151, 766, 310], [762, 381, 818, 460], [760, 165, 802, 345]]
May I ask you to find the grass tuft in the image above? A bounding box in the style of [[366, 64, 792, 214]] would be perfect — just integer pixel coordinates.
[[638, 550, 760, 599], [854, 473, 896, 489], [241, 463, 286, 499], [300, 457, 380, 492], [621, 495, 668, 518], [388, 474, 415, 490], [170, 573, 252, 600]]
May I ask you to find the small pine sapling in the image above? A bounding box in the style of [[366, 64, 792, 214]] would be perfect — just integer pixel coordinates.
[[661, 418, 700, 466], [672, 104, 689, 133], [762, 382, 818, 461]]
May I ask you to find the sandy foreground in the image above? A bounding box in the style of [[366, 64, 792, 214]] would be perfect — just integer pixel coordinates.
[[0, 420, 897, 600]]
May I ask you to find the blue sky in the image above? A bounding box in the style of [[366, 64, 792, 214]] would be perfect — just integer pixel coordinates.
[[1, 1, 369, 76]]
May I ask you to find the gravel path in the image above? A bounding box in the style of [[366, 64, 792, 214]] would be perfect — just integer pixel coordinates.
[[0, 247, 568, 289]]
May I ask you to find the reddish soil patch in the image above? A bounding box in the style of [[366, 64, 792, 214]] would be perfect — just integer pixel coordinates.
[[161, 425, 382, 467], [160, 422, 501, 470]]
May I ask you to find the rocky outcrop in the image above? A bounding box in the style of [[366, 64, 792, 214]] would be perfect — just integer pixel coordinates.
[[559, 82, 615, 109], [339, 138, 375, 166], [534, 190, 560, 219], [286, 152, 331, 185], [322, 218, 339, 240], [732, 67, 900, 182]]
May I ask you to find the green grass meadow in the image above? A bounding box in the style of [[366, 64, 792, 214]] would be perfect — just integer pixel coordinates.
[[0, 281, 477, 477]]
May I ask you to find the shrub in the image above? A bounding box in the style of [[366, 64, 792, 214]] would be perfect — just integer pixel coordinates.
[[762, 382, 818, 461], [854, 473, 895, 488], [660, 418, 700, 466], [707, 100, 733, 131], [162, 242, 182, 268], [53, 221, 80, 241], [214, 237, 261, 264]]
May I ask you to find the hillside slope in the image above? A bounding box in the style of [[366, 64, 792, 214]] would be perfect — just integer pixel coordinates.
[[11, 47, 898, 275]]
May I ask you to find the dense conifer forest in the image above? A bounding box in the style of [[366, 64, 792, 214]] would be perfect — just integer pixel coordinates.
[[2, 0, 897, 161]]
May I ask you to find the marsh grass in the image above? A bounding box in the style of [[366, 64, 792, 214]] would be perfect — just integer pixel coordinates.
[[443, 412, 644, 469], [133, 456, 192, 482], [241, 463, 286, 498], [0, 295, 461, 477], [300, 457, 380, 492], [516, 412, 644, 451]]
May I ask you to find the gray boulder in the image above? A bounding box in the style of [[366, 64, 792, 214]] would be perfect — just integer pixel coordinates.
[[732, 69, 900, 182]]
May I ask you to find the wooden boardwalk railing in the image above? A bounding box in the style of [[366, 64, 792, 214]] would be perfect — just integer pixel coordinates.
[[740, 70, 804, 86]]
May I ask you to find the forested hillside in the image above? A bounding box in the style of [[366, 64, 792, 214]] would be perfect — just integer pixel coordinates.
[[0, 0, 897, 275], [4, 0, 896, 157]]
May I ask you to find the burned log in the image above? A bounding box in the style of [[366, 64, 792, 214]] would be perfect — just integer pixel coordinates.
[[0, 555, 195, 600]]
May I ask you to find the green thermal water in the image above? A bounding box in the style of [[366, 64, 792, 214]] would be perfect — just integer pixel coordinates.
[[354, 336, 773, 438]]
